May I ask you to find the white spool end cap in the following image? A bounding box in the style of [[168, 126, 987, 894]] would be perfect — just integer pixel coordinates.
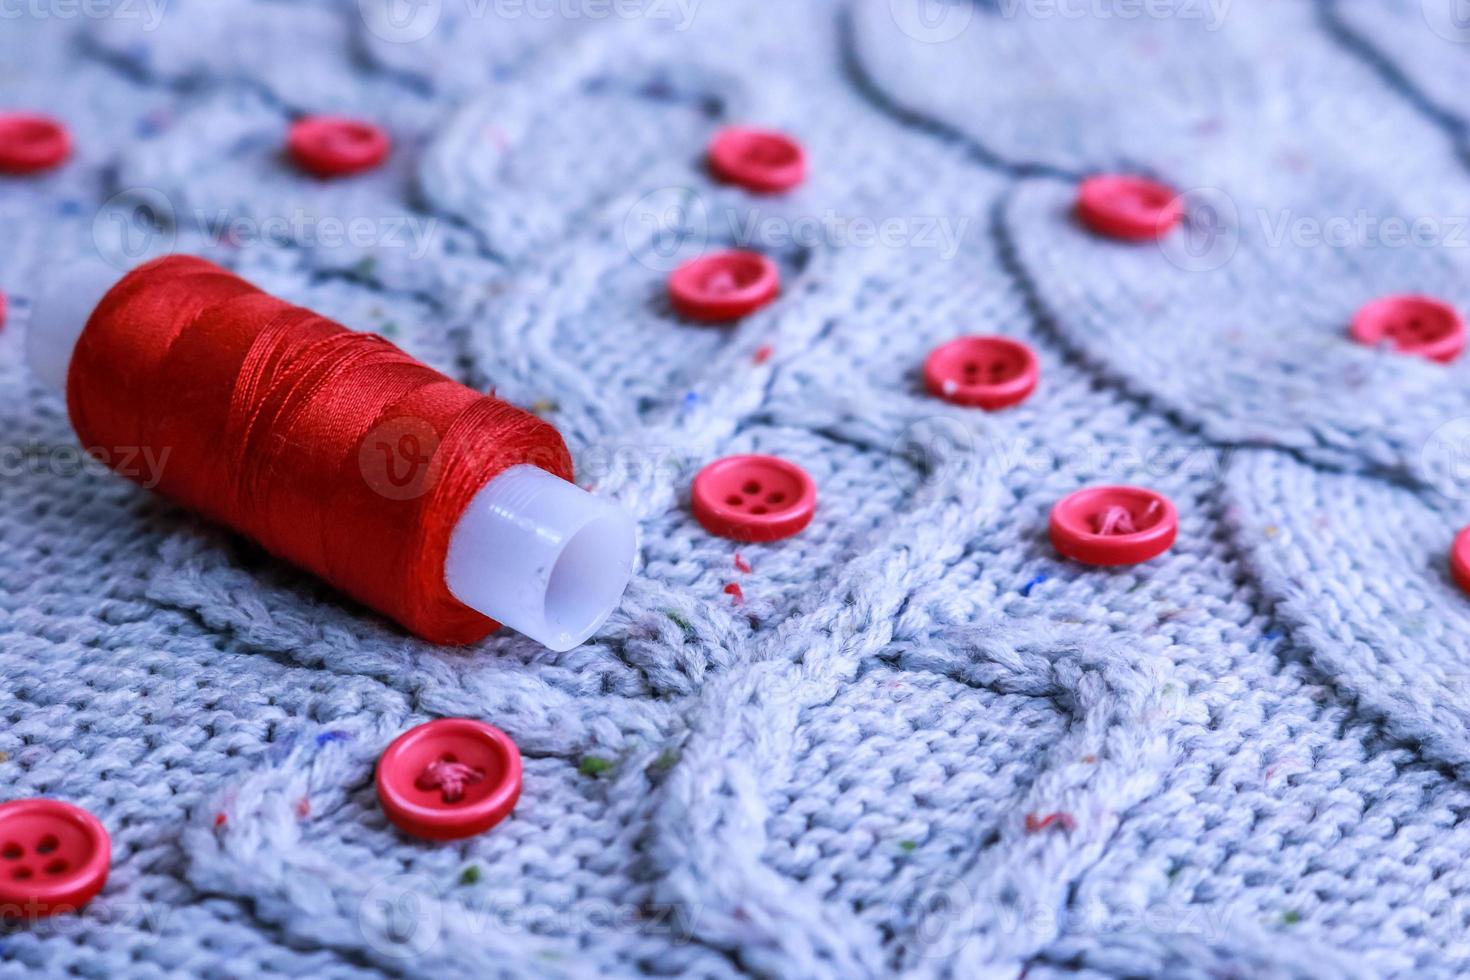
[[26, 260, 121, 393], [444, 465, 636, 652]]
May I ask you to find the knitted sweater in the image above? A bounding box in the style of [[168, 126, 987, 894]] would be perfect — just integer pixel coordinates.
[[4, 1, 1470, 977]]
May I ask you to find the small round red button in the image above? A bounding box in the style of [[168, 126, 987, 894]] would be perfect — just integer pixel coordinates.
[[708, 126, 807, 194], [376, 719, 522, 841], [692, 455, 816, 542], [668, 251, 780, 323], [1050, 486, 1178, 566], [1076, 175, 1182, 241], [1451, 527, 1470, 596], [924, 336, 1039, 410], [288, 116, 390, 179], [1350, 295, 1465, 363], [0, 113, 71, 175], [0, 799, 110, 919]]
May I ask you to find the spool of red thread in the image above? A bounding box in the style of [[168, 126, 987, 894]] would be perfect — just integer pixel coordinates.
[[26, 256, 635, 650]]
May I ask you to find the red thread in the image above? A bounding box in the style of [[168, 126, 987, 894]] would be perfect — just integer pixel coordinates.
[[416, 758, 485, 803], [67, 256, 572, 644], [723, 582, 745, 604], [733, 553, 752, 574], [1024, 812, 1076, 833]]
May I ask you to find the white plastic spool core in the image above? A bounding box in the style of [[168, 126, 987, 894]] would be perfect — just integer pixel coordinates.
[[26, 261, 636, 652]]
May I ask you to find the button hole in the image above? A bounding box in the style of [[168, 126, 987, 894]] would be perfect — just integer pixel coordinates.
[[1, 843, 21, 861], [36, 835, 59, 855], [44, 859, 68, 876]]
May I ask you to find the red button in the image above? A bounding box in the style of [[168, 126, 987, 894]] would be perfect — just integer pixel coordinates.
[[1076, 175, 1182, 241], [708, 126, 807, 194], [0, 113, 71, 175], [1451, 527, 1470, 596], [1350, 295, 1465, 363], [287, 116, 390, 179], [376, 719, 522, 841], [924, 336, 1039, 410], [668, 251, 780, 323], [0, 799, 110, 919], [692, 455, 816, 542], [1050, 486, 1178, 566]]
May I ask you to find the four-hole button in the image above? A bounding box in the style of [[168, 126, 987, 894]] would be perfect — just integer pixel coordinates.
[[692, 455, 817, 542], [1350, 294, 1464, 363], [0, 799, 111, 918], [924, 336, 1039, 410]]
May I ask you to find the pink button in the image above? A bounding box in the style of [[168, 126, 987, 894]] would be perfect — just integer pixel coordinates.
[[288, 116, 390, 179], [692, 455, 816, 542], [708, 126, 807, 194], [1076, 175, 1182, 241], [0, 799, 110, 919], [668, 251, 780, 323], [0, 113, 70, 175], [376, 719, 522, 841], [924, 336, 1039, 409], [1451, 527, 1470, 596], [1350, 295, 1465, 363], [1050, 486, 1178, 566]]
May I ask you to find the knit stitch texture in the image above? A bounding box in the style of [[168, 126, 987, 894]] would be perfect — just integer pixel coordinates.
[[5, 1, 1470, 977]]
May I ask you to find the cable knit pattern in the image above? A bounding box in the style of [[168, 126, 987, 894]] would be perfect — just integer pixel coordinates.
[[6, 1, 1470, 977]]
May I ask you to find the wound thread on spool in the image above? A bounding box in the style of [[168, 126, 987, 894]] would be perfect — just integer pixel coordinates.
[[38, 255, 634, 649]]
